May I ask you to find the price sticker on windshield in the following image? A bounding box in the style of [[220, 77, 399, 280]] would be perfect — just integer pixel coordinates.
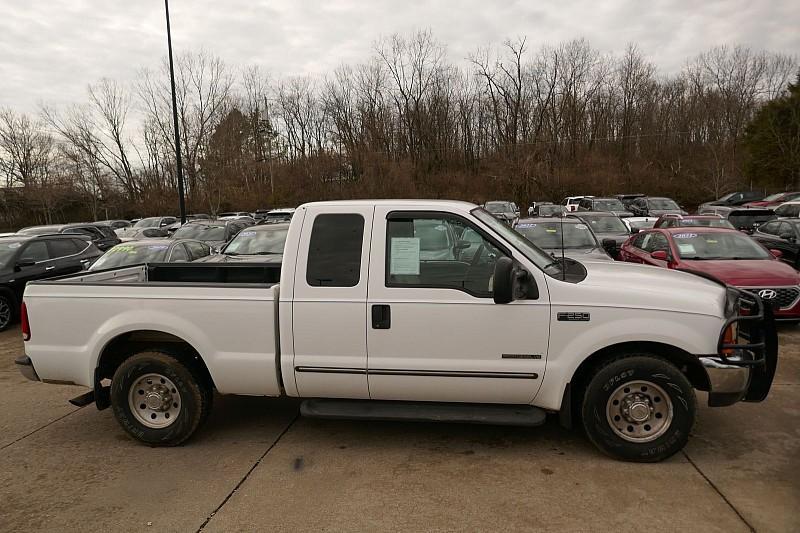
[[575, 224, 588, 230], [239, 231, 256, 237], [673, 233, 697, 239]]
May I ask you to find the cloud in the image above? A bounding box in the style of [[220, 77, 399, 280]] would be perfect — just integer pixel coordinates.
[[1, 0, 797, 113]]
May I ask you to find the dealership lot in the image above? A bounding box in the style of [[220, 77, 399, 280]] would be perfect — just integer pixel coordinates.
[[1, 326, 797, 532]]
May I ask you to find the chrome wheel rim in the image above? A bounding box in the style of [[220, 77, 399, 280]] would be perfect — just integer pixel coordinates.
[[0, 299, 11, 328], [128, 373, 181, 428], [606, 380, 673, 443]]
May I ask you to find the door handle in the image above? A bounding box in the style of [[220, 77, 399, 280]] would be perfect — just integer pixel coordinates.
[[45, 266, 55, 271], [371, 304, 391, 329]]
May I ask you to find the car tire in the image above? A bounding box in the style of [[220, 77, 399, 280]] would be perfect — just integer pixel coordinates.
[[581, 354, 695, 463], [0, 293, 14, 331], [110, 350, 212, 446]]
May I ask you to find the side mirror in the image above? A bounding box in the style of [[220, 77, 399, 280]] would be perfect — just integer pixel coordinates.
[[650, 250, 669, 261], [15, 259, 36, 271], [770, 249, 783, 259], [493, 257, 515, 304], [630, 227, 640, 234], [601, 238, 618, 253]]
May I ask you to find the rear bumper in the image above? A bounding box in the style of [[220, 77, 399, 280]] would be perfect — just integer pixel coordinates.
[[15, 355, 40, 382]]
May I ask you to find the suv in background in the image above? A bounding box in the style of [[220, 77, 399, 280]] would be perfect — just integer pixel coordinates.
[[628, 196, 686, 217], [615, 193, 645, 210], [17, 223, 121, 251], [561, 196, 591, 212], [576, 197, 633, 217], [698, 191, 764, 211], [482, 201, 519, 225], [0, 234, 103, 330], [697, 206, 777, 233]]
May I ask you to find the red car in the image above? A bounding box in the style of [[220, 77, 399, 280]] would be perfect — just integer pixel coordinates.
[[744, 191, 800, 208], [619, 227, 800, 321]]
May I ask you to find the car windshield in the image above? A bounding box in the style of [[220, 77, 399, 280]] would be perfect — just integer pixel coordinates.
[[134, 217, 161, 228], [680, 218, 735, 228], [485, 202, 512, 214], [0, 239, 26, 265], [593, 199, 625, 211], [728, 212, 777, 229], [172, 224, 225, 241], [265, 213, 292, 222], [627, 219, 657, 230], [223, 227, 289, 255], [539, 205, 565, 216], [90, 243, 169, 270], [472, 209, 561, 276], [672, 232, 770, 260], [648, 198, 680, 210], [516, 221, 598, 249], [775, 204, 800, 217], [763, 193, 784, 201], [579, 214, 627, 233]]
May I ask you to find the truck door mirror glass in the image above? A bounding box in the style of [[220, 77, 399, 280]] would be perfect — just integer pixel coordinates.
[[492, 257, 515, 304]]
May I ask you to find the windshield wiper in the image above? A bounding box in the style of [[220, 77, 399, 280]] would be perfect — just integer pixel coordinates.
[[249, 251, 281, 255]]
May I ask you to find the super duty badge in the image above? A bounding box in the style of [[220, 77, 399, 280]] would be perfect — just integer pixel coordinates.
[[557, 312, 590, 322]]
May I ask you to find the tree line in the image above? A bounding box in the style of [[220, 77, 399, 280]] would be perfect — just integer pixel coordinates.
[[0, 31, 798, 230]]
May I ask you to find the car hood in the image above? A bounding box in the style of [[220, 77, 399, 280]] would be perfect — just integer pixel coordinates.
[[675, 258, 800, 287], [552, 260, 727, 318], [195, 253, 283, 264]]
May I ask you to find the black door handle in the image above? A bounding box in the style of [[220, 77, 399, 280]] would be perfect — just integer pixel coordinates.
[[371, 304, 391, 329]]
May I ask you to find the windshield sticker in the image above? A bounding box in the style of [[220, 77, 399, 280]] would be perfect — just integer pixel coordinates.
[[239, 231, 256, 237], [109, 245, 136, 254], [575, 224, 588, 230], [678, 243, 696, 254], [7, 242, 20, 249], [147, 245, 168, 250], [545, 228, 557, 233], [707, 239, 718, 244], [390, 237, 420, 275], [516, 223, 536, 228], [673, 233, 697, 239]]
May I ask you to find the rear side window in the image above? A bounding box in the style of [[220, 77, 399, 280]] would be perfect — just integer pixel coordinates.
[[47, 239, 79, 258], [95, 226, 117, 239], [306, 214, 364, 287]]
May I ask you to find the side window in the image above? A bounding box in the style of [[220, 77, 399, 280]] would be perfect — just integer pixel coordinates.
[[306, 214, 364, 287], [185, 241, 210, 260], [47, 239, 79, 259], [632, 233, 648, 249], [19, 241, 50, 263], [386, 214, 506, 298], [169, 244, 189, 262], [66, 227, 102, 239], [71, 238, 90, 251], [760, 222, 778, 235], [649, 233, 669, 252]]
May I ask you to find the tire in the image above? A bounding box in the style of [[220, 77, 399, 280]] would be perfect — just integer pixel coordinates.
[[581, 354, 696, 463], [110, 350, 212, 446], [0, 293, 14, 331]]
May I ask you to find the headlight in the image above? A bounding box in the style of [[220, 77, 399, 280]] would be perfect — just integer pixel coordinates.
[[724, 287, 740, 318]]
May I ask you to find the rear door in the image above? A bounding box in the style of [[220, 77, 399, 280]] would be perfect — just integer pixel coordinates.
[[366, 207, 549, 404], [291, 205, 374, 398], [43, 238, 84, 276]]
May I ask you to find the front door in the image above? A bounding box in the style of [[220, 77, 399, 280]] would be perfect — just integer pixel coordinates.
[[366, 207, 549, 404], [291, 205, 374, 399]]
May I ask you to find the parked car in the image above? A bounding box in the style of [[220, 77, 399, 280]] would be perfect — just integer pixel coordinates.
[[774, 201, 800, 218], [653, 214, 735, 229], [628, 196, 686, 217], [561, 196, 591, 212], [752, 219, 800, 268], [89, 239, 211, 271], [619, 227, 799, 320], [623, 217, 659, 233], [128, 216, 177, 231], [218, 211, 252, 218], [195, 223, 289, 264], [95, 219, 132, 230], [570, 212, 631, 258], [162, 214, 214, 234], [258, 208, 296, 224], [615, 193, 645, 209], [534, 203, 567, 217], [18, 199, 777, 463], [577, 197, 633, 218], [0, 234, 102, 329], [696, 206, 777, 234], [515, 217, 613, 261], [482, 201, 519, 225], [115, 227, 170, 242], [18, 223, 121, 251], [698, 191, 765, 211], [743, 191, 800, 208], [171, 219, 252, 252]]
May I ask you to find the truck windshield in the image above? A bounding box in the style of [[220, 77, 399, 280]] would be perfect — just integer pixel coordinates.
[[471, 208, 563, 277]]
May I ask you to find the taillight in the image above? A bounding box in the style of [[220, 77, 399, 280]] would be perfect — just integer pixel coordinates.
[[21, 301, 30, 341]]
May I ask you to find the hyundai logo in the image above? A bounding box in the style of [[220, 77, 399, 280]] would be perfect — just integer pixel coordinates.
[[758, 289, 778, 300]]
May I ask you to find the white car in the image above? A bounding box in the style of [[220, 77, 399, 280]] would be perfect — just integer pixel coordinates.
[[16, 200, 776, 462], [623, 216, 659, 233], [561, 196, 592, 212]]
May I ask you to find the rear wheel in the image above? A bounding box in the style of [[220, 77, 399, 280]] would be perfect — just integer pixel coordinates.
[[0, 294, 13, 331], [110, 351, 212, 446], [581, 354, 695, 462]]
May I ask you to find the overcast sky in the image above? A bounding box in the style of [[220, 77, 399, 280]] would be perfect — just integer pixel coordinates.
[[1, 0, 798, 114]]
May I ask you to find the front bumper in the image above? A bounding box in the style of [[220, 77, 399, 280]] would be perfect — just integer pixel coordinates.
[[699, 288, 778, 406], [15, 355, 40, 382]]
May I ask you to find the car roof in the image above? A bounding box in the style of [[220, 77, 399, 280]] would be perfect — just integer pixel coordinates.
[[519, 217, 582, 224], [660, 227, 741, 234]]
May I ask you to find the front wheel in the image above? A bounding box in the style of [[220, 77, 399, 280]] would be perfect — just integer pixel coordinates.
[[110, 351, 212, 446], [581, 354, 696, 462], [0, 294, 14, 331]]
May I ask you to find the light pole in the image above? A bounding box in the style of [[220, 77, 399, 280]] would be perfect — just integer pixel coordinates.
[[164, 0, 186, 223]]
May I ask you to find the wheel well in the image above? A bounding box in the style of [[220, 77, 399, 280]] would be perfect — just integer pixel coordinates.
[[96, 330, 215, 391], [563, 341, 710, 427]]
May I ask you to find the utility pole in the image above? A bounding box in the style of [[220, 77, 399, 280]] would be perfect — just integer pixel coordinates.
[[164, 0, 187, 223]]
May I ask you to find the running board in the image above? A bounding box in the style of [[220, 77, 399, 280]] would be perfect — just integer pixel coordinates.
[[300, 399, 547, 427]]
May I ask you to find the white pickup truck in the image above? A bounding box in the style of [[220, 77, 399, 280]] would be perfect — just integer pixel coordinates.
[[16, 200, 777, 462]]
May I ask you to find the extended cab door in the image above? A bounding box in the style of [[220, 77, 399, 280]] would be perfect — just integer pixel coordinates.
[[290, 205, 374, 398], [366, 207, 549, 404]]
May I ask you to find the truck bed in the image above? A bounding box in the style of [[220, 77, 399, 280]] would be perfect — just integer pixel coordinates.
[[23, 262, 283, 397]]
